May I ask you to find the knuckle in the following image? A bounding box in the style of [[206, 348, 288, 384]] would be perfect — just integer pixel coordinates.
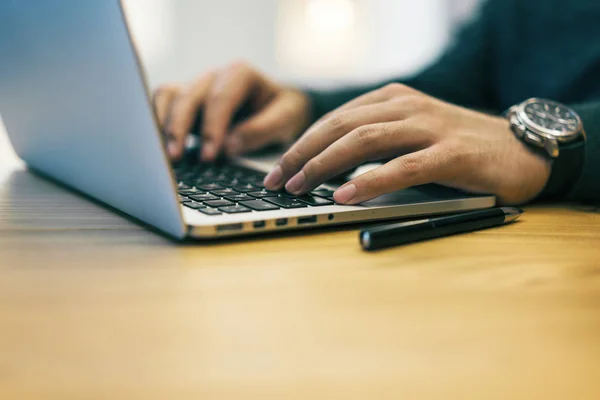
[[389, 95, 412, 107], [352, 125, 377, 147], [279, 148, 303, 171], [326, 114, 345, 129], [365, 168, 386, 188], [394, 156, 422, 180], [391, 93, 427, 111], [382, 82, 407, 96], [303, 156, 326, 178], [412, 95, 432, 111], [398, 93, 421, 106]]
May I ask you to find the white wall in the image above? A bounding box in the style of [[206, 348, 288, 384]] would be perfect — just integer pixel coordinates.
[[124, 0, 481, 89]]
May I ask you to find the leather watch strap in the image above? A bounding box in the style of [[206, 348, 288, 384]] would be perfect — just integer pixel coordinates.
[[539, 138, 585, 199]]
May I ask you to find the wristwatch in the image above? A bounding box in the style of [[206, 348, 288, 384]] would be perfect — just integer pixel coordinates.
[[507, 98, 586, 199]]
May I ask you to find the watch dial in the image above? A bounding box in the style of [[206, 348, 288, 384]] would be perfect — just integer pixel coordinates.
[[523, 100, 580, 136]]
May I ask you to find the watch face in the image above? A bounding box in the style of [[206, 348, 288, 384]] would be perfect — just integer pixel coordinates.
[[521, 99, 581, 137]]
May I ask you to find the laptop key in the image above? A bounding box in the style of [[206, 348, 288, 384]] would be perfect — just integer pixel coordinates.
[[211, 188, 239, 196], [232, 183, 258, 192], [178, 188, 204, 196], [198, 208, 222, 216], [197, 183, 224, 191], [224, 193, 255, 202], [240, 199, 280, 211], [183, 201, 206, 210], [204, 199, 234, 208], [218, 178, 241, 186], [297, 195, 334, 206], [189, 194, 219, 202], [311, 189, 335, 198], [248, 190, 280, 199], [265, 196, 308, 209], [219, 205, 252, 214]]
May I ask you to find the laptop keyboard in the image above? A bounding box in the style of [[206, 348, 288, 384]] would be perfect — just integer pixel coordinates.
[[174, 163, 335, 216]]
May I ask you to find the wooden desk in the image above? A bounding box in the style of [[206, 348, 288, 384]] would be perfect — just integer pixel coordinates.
[[1, 124, 600, 399]]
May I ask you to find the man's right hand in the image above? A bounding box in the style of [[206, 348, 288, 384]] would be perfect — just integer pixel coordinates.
[[153, 61, 312, 161]]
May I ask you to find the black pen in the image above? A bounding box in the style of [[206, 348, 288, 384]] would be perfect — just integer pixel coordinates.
[[360, 207, 523, 251]]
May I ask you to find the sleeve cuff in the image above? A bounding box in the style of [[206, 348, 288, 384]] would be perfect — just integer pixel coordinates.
[[566, 101, 600, 203]]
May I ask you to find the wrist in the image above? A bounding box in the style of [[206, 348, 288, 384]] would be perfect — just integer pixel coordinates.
[[493, 119, 552, 205], [511, 144, 552, 204], [506, 98, 586, 201]]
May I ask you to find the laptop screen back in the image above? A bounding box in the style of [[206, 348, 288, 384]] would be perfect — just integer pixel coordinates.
[[0, 1, 185, 238]]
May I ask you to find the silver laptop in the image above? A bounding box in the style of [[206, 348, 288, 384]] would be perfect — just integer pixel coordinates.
[[0, 1, 495, 240]]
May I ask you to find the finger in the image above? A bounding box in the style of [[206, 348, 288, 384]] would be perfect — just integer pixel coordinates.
[[286, 83, 408, 161], [284, 120, 434, 195], [225, 94, 300, 156], [333, 146, 448, 204], [201, 63, 265, 161], [311, 83, 416, 128], [153, 84, 181, 129], [167, 71, 217, 159], [153, 85, 181, 159], [264, 99, 416, 191]]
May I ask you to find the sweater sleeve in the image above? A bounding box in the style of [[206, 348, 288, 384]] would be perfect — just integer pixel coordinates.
[[305, 0, 496, 122], [566, 101, 600, 202]]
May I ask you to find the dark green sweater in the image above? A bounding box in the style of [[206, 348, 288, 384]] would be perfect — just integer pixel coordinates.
[[308, 0, 600, 202]]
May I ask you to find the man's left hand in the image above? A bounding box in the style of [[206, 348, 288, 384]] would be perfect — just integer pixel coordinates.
[[263, 83, 552, 205]]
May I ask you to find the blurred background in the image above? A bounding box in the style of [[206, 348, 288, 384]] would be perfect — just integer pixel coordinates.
[[123, 0, 481, 89], [0, 0, 481, 167]]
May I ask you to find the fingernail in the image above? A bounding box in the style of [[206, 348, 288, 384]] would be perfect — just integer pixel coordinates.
[[202, 141, 216, 161], [334, 184, 357, 204], [264, 165, 283, 188], [168, 140, 179, 158], [285, 171, 306, 194], [226, 136, 242, 155]]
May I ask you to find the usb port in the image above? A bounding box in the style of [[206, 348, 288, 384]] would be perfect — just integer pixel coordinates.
[[217, 223, 243, 232], [275, 218, 288, 226], [253, 221, 266, 229], [298, 216, 317, 225]]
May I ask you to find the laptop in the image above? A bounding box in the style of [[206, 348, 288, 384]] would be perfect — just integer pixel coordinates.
[[0, 1, 495, 240]]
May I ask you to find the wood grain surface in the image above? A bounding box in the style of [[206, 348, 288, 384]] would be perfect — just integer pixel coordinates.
[[1, 124, 600, 399]]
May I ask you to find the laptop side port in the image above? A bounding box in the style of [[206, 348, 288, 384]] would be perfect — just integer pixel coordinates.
[[298, 215, 317, 225], [217, 223, 243, 232], [253, 221, 266, 229], [275, 218, 288, 226]]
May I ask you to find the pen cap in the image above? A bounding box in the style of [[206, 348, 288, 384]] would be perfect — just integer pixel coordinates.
[[360, 219, 434, 250]]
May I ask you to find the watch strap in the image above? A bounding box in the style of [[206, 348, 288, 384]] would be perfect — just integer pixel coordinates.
[[539, 137, 585, 199]]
